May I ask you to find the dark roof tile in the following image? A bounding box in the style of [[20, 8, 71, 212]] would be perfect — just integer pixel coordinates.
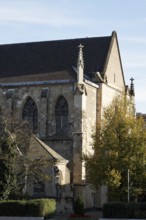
[[0, 35, 112, 78]]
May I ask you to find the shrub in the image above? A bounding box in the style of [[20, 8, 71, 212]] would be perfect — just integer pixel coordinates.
[[0, 198, 56, 218], [103, 202, 146, 218], [73, 196, 84, 215]]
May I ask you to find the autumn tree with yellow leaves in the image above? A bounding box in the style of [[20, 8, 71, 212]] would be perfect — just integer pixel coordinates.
[[84, 96, 146, 201]]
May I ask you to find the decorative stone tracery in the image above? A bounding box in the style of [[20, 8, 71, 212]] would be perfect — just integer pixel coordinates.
[[55, 96, 68, 135], [22, 97, 38, 133]]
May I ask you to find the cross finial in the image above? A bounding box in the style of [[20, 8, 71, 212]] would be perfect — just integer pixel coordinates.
[[130, 77, 135, 96], [78, 44, 84, 49], [130, 77, 134, 84]]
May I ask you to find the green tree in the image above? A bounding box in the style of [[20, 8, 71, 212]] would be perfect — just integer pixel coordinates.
[[84, 96, 146, 201], [0, 116, 53, 199], [0, 133, 17, 199]]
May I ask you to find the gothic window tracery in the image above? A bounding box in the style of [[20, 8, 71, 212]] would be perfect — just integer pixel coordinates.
[[22, 97, 38, 133], [55, 96, 68, 135]]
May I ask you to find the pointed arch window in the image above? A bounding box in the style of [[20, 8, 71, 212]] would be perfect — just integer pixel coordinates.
[[55, 96, 68, 135], [22, 97, 38, 133]]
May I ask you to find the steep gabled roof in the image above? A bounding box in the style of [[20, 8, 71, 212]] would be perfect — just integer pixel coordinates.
[[0, 34, 112, 78], [103, 31, 125, 85], [33, 135, 68, 163]]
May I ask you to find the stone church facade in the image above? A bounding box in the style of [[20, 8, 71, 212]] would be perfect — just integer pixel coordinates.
[[0, 31, 134, 209]]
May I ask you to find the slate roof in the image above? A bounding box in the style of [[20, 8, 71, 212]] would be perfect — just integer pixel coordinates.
[[0, 32, 114, 79]]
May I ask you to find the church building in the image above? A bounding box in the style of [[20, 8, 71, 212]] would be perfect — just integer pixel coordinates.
[[0, 31, 135, 210]]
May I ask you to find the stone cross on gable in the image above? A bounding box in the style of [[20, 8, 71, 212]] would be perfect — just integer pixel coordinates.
[[130, 77, 134, 84], [130, 77, 135, 96]]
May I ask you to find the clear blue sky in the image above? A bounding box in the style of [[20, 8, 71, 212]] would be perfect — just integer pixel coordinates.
[[0, 0, 146, 113]]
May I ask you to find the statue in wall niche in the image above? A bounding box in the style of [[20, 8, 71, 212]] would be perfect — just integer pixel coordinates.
[[54, 166, 62, 198]]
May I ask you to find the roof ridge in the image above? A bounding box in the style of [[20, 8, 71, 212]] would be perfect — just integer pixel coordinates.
[[0, 35, 111, 47]]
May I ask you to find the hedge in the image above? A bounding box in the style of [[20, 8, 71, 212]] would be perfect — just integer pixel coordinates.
[[0, 199, 56, 218], [103, 202, 146, 218]]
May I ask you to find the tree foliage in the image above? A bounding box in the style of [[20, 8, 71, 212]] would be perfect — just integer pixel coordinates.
[[73, 195, 84, 215], [0, 116, 30, 199], [84, 96, 146, 201], [0, 116, 53, 199], [0, 132, 17, 199]]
